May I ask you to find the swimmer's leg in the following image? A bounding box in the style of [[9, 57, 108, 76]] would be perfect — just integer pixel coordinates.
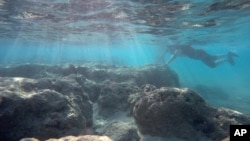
[[214, 54, 228, 59], [215, 58, 230, 66]]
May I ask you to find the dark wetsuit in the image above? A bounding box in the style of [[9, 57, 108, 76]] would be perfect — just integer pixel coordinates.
[[169, 45, 218, 68]]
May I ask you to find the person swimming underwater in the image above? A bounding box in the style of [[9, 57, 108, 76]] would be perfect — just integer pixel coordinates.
[[159, 45, 239, 68]]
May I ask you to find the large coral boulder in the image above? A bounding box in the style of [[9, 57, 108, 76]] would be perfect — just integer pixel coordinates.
[[132, 86, 250, 141], [133, 64, 179, 87], [133, 87, 216, 140], [0, 77, 92, 141]]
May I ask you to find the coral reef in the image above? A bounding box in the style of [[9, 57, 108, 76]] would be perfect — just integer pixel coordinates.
[[0, 63, 249, 141]]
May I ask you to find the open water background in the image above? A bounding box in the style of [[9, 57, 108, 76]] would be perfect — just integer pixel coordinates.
[[0, 0, 250, 113]]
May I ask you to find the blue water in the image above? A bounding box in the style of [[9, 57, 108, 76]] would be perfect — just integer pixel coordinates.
[[0, 0, 250, 113]]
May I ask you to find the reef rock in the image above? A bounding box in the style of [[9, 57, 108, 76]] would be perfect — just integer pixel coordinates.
[[21, 135, 113, 141], [0, 77, 92, 141], [0, 63, 180, 140], [215, 107, 250, 133], [134, 64, 179, 87], [0, 63, 180, 88], [132, 87, 216, 141], [98, 121, 140, 141], [132, 87, 250, 141], [46, 135, 113, 141], [97, 81, 139, 117]]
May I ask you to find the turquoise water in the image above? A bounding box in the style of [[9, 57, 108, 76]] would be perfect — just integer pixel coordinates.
[[1, 0, 250, 114]]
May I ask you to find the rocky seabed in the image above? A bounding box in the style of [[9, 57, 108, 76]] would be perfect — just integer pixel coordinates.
[[0, 64, 249, 141]]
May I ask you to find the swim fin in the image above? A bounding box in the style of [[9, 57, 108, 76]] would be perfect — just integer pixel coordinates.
[[227, 51, 239, 66], [228, 51, 239, 57], [227, 56, 235, 65]]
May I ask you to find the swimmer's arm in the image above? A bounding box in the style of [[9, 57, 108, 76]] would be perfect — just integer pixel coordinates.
[[159, 47, 169, 60], [167, 50, 180, 64], [157, 47, 169, 63]]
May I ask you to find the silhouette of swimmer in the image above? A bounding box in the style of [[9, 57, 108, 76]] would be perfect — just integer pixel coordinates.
[[159, 45, 239, 68]]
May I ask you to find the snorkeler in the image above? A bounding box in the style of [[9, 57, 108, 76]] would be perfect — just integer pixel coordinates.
[[159, 45, 239, 68]]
